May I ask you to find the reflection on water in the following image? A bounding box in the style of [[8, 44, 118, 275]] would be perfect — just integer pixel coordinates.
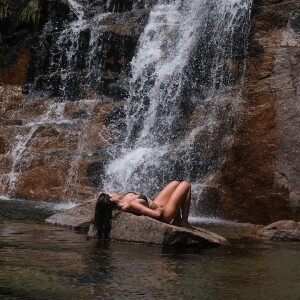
[[0, 199, 300, 300]]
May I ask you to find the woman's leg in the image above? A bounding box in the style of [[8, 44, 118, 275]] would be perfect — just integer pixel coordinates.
[[153, 180, 182, 225], [153, 180, 181, 207], [180, 185, 191, 227], [161, 181, 192, 228]]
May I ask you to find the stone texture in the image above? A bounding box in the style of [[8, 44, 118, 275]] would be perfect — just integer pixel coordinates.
[[0, 136, 8, 154], [214, 0, 300, 224], [100, 213, 229, 248], [45, 200, 96, 228], [0, 85, 115, 202], [257, 220, 300, 241], [15, 164, 69, 201], [0, 1, 145, 203], [0, 48, 31, 85], [45, 201, 229, 248]]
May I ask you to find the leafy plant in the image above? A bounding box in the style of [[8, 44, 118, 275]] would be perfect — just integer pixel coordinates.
[[21, 3, 40, 25], [0, 0, 12, 20], [0, 0, 40, 27]]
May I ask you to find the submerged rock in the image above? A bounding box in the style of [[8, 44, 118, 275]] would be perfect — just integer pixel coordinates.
[[45, 201, 96, 229], [45, 201, 229, 248], [257, 220, 300, 242]]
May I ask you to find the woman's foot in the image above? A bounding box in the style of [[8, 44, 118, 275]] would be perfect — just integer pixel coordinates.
[[171, 220, 181, 227], [171, 220, 195, 229], [171, 213, 182, 227], [180, 221, 195, 229]]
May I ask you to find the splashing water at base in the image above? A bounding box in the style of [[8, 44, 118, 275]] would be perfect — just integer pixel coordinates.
[[105, 146, 169, 192], [38, 200, 78, 212]]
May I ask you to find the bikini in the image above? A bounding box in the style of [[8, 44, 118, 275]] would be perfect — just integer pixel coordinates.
[[123, 192, 148, 204], [137, 193, 148, 203]]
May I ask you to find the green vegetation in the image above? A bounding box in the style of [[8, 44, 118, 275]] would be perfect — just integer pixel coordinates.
[[20, 3, 40, 25], [0, 0, 41, 68], [0, 0, 11, 20], [0, 0, 40, 28]]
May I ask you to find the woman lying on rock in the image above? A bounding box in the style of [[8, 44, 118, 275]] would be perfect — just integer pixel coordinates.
[[94, 180, 193, 239]]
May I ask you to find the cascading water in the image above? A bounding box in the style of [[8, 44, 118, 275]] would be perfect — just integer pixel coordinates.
[[1, 0, 109, 199], [29, 0, 100, 99], [1, 0, 252, 210], [27, 0, 150, 100], [5, 102, 71, 195], [2, 0, 150, 200], [103, 0, 253, 202]]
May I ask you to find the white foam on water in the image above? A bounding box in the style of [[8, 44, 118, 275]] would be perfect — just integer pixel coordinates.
[[37, 200, 78, 212], [189, 215, 229, 225], [0, 196, 77, 212], [51, 201, 78, 211], [0, 196, 13, 201]]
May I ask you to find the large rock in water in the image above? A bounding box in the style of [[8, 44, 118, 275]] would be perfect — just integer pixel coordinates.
[[256, 220, 300, 242], [45, 201, 229, 248]]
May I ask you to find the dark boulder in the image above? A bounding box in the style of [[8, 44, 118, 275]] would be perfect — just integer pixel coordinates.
[[45, 200, 229, 248], [256, 220, 300, 241]]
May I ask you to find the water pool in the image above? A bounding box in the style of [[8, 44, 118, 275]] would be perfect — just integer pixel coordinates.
[[0, 199, 299, 300]]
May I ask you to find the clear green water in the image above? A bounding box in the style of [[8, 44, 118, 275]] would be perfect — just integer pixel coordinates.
[[0, 199, 300, 300]]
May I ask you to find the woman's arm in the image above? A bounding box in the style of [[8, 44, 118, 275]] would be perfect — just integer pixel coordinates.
[[121, 201, 163, 220]]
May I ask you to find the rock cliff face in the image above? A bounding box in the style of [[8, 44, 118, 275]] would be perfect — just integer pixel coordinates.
[[0, 1, 151, 202], [0, 0, 299, 224], [216, 0, 300, 223]]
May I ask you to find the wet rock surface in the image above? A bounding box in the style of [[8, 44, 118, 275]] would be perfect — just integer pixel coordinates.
[[26, 3, 149, 101], [45, 201, 229, 248], [0, 85, 116, 201], [257, 220, 300, 241], [45, 200, 96, 229], [0, 1, 149, 202], [215, 0, 300, 224]]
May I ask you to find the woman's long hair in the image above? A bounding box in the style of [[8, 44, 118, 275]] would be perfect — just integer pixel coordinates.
[[94, 193, 117, 240]]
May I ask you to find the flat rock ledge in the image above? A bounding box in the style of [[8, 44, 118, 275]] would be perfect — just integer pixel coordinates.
[[256, 220, 300, 242], [45, 201, 229, 248]]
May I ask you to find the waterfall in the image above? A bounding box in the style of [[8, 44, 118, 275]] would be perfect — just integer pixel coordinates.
[[1, 0, 252, 208], [103, 0, 253, 199], [1, 0, 110, 199], [3, 101, 72, 198]]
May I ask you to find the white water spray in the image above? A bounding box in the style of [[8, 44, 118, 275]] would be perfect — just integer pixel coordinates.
[[103, 0, 253, 197]]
